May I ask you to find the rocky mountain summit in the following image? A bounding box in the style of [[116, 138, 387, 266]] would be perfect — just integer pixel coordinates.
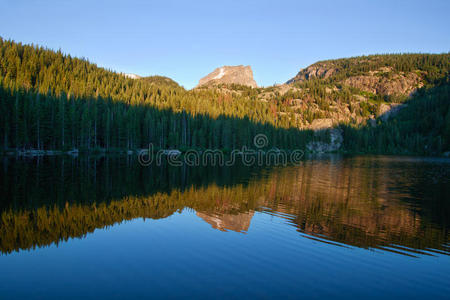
[[196, 65, 258, 88]]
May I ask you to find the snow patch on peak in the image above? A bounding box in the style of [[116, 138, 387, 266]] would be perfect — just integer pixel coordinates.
[[212, 67, 225, 80], [123, 73, 141, 79]]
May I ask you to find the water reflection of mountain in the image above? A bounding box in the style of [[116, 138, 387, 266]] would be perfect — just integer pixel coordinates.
[[197, 212, 254, 233], [0, 155, 449, 256]]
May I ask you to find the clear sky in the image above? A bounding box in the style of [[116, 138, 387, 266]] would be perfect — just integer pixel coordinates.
[[1, 0, 449, 89]]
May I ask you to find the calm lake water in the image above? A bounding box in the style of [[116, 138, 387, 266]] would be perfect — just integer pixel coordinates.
[[0, 155, 449, 298]]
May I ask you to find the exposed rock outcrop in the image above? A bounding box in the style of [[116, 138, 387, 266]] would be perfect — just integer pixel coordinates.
[[306, 119, 343, 153], [379, 103, 406, 121], [196, 65, 258, 88], [286, 63, 336, 83], [306, 128, 343, 153], [310, 118, 334, 131], [287, 60, 424, 97], [344, 72, 422, 96]]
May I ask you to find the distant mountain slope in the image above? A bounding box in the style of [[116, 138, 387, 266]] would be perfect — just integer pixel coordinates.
[[196, 65, 258, 88], [287, 53, 449, 97], [122, 73, 181, 88], [140, 75, 181, 89], [285, 54, 450, 155]]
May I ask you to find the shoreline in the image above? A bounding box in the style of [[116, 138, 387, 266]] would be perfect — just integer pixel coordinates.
[[1, 148, 449, 158]]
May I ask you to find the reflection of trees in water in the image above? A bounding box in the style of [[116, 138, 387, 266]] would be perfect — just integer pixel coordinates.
[[0, 185, 262, 254], [260, 156, 450, 255], [0, 156, 449, 255], [0, 156, 266, 253]]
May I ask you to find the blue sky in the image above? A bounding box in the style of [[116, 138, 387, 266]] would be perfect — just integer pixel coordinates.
[[1, 0, 449, 88]]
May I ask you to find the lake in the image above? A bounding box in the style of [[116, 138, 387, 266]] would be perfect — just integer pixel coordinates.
[[0, 155, 449, 298]]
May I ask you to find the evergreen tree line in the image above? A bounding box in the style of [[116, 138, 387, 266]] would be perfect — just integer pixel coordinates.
[[0, 37, 302, 131], [340, 82, 450, 155], [0, 86, 314, 151], [307, 53, 450, 84]]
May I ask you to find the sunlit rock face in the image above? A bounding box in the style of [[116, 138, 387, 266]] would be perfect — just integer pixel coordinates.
[[196, 65, 258, 88], [287, 62, 423, 97]]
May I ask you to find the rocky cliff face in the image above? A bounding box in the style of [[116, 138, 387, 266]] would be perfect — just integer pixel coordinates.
[[287, 61, 425, 97], [196, 65, 258, 88], [286, 63, 336, 83], [343, 71, 422, 96]]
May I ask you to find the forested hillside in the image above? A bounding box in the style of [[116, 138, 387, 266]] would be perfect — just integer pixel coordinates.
[[341, 82, 450, 155], [0, 37, 312, 152], [288, 53, 450, 86], [0, 37, 449, 155], [271, 53, 450, 155]]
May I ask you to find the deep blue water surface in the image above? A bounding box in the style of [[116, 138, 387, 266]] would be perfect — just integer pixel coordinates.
[[1, 155, 449, 298]]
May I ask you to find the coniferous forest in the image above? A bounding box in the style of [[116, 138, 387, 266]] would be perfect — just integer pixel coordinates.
[[341, 83, 450, 154], [0, 37, 449, 155], [0, 37, 313, 152]]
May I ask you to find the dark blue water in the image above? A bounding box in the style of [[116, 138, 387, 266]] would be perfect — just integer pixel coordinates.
[[1, 155, 449, 298]]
